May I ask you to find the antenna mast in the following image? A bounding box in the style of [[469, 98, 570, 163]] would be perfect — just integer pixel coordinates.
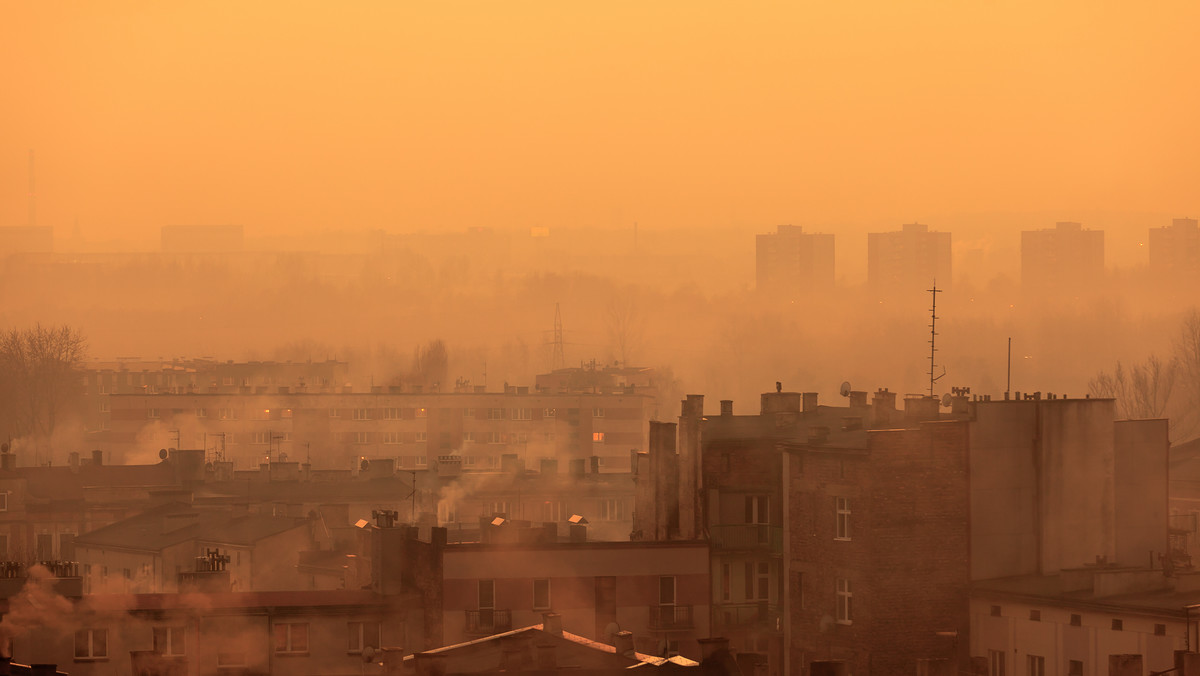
[[927, 281, 945, 397], [552, 303, 565, 371], [27, 150, 35, 228]]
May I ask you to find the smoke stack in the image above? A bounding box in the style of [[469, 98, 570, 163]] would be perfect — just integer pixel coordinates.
[[802, 392, 818, 412], [92, 449, 104, 466], [719, 400, 733, 416]]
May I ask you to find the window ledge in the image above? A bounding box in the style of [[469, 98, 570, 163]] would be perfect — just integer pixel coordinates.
[[833, 537, 851, 542], [74, 658, 110, 663]]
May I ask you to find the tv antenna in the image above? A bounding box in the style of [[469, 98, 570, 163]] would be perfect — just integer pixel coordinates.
[[927, 281, 946, 397], [551, 303, 565, 371]]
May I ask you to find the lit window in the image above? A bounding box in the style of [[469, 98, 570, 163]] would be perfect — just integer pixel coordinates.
[[836, 578, 852, 624], [75, 628, 108, 660], [250, 408, 270, 420], [592, 432, 605, 442], [835, 497, 851, 540], [416, 407, 428, 418], [543, 408, 556, 418], [281, 408, 293, 419], [153, 626, 186, 656], [273, 623, 309, 654], [347, 621, 381, 654]]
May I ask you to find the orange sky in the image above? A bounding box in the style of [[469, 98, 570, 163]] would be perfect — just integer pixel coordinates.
[[1, 2, 1197, 241]]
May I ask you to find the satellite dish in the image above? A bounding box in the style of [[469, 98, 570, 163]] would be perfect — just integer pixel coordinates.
[[819, 614, 835, 633], [839, 381, 852, 397], [941, 393, 953, 407], [159, 448, 168, 460], [1, 443, 9, 453], [360, 458, 371, 471]]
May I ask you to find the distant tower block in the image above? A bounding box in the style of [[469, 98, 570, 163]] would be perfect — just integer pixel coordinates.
[[867, 222, 952, 293], [756, 225, 835, 293], [552, 303, 565, 372]]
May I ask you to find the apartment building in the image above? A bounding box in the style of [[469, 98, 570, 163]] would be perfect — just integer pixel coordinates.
[[101, 387, 653, 472], [866, 222, 952, 293], [755, 225, 836, 293], [1021, 221, 1105, 291]]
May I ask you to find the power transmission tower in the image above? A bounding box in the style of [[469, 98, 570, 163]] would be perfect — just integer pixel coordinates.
[[552, 303, 565, 371]]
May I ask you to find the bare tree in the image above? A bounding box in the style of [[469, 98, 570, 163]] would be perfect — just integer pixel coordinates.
[[1171, 309, 1200, 439], [1089, 355, 1177, 420], [409, 339, 449, 391], [0, 324, 87, 439], [605, 296, 645, 367]]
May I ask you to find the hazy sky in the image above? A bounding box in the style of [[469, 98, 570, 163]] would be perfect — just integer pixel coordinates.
[[2, 2, 1197, 241]]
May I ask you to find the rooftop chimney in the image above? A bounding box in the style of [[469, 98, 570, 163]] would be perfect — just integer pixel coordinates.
[[802, 392, 818, 412], [720, 400, 733, 416], [542, 612, 563, 636], [613, 631, 635, 657], [92, 449, 104, 466]]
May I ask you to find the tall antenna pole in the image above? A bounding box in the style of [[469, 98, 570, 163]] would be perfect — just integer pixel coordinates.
[[552, 303, 565, 371], [927, 281, 945, 397], [1006, 337, 1012, 397]]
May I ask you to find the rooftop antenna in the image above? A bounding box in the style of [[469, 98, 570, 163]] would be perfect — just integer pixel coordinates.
[[927, 281, 946, 397], [552, 303, 565, 371]]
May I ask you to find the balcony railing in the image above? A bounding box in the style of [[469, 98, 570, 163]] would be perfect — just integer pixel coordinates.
[[713, 602, 781, 631], [648, 604, 695, 630], [465, 609, 512, 636], [710, 525, 783, 552]]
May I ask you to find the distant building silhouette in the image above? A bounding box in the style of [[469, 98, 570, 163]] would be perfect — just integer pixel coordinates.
[[1149, 217, 1200, 278], [1020, 221, 1104, 289], [0, 225, 53, 256], [161, 224, 244, 253], [755, 225, 835, 293], [866, 222, 951, 292]]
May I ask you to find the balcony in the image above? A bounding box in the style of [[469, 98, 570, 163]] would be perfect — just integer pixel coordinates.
[[465, 609, 512, 636], [713, 602, 781, 632], [648, 604, 695, 631], [710, 525, 783, 553]]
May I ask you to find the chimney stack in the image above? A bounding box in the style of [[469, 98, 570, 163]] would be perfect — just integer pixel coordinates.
[[719, 400, 733, 416], [542, 612, 563, 636], [613, 631, 635, 657]]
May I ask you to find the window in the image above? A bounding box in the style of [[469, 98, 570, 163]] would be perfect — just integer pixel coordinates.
[[348, 621, 381, 654], [273, 623, 309, 654], [512, 408, 532, 421], [154, 626, 186, 656], [147, 408, 160, 419], [416, 456, 427, 467], [383, 407, 400, 420], [1111, 619, 1123, 631], [75, 628, 108, 660], [487, 408, 505, 420], [835, 578, 852, 624], [353, 432, 371, 445], [543, 408, 556, 418], [1070, 614, 1082, 626], [98, 399, 110, 413], [463, 408, 475, 418], [353, 408, 371, 421], [416, 407, 428, 418], [464, 456, 476, 466], [488, 501, 511, 517], [599, 499, 623, 521], [250, 408, 270, 420], [1068, 661, 1083, 676], [463, 431, 474, 443], [416, 432, 427, 442], [0, 534, 7, 558], [721, 563, 731, 602], [592, 432, 606, 443], [542, 501, 565, 522], [835, 497, 851, 540], [329, 407, 340, 418], [659, 576, 676, 605], [744, 562, 769, 600], [36, 533, 53, 559], [1029, 609, 1041, 621], [1028, 656, 1045, 676], [487, 432, 503, 444], [219, 408, 238, 420], [988, 650, 1005, 676], [1155, 623, 1167, 636], [196, 408, 207, 418], [592, 408, 605, 417], [0, 493, 8, 512], [479, 580, 495, 609], [382, 432, 400, 445], [745, 495, 769, 524], [252, 432, 271, 445], [222, 376, 234, 386], [533, 579, 551, 610]]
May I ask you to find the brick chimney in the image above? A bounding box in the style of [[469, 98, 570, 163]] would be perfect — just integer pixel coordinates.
[[613, 631, 635, 657], [542, 612, 562, 636]]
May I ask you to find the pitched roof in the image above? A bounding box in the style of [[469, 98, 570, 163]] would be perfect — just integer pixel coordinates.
[[73, 507, 309, 552]]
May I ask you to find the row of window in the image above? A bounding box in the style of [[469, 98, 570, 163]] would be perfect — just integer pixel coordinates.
[[989, 605, 1167, 635], [474, 575, 668, 611], [134, 407, 613, 420], [73, 621, 381, 661]]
